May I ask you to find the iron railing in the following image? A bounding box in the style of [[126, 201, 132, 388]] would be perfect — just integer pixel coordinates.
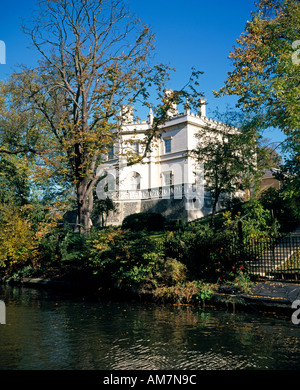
[[242, 233, 300, 281], [195, 222, 300, 282]]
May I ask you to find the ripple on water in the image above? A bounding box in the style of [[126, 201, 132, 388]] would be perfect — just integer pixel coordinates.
[[1, 285, 300, 370]]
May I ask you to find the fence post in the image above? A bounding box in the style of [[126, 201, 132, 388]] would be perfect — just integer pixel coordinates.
[[238, 220, 244, 261], [238, 221, 243, 243]]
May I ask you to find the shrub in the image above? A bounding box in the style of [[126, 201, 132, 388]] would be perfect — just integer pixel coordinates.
[[58, 226, 90, 264], [0, 205, 37, 273], [223, 200, 278, 241], [151, 257, 201, 303], [88, 227, 165, 292], [0, 202, 74, 276], [152, 276, 216, 305], [259, 187, 299, 231], [122, 212, 166, 231], [163, 223, 216, 279], [153, 281, 201, 304], [158, 257, 187, 286], [228, 269, 253, 294], [195, 281, 215, 303]]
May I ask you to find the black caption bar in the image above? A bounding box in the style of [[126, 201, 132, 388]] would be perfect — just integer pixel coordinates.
[[0, 370, 288, 388]]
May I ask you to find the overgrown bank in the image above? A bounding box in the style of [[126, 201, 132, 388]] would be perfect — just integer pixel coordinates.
[[1, 192, 298, 305]]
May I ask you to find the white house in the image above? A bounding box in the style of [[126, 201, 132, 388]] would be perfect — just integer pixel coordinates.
[[96, 91, 243, 225]]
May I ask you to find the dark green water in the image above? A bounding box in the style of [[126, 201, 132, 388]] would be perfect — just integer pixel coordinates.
[[0, 284, 300, 370]]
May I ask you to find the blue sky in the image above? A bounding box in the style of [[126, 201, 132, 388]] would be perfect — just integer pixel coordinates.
[[0, 0, 286, 147]]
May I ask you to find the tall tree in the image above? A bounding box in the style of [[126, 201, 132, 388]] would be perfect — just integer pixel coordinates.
[[2, 0, 203, 234], [215, 0, 300, 144], [191, 110, 261, 228], [215, 0, 300, 221]]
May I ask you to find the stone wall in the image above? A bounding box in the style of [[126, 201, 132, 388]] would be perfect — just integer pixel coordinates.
[[106, 196, 204, 226], [100, 190, 241, 227]]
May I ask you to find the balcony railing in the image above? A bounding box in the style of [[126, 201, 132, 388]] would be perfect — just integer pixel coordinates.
[[111, 184, 203, 201]]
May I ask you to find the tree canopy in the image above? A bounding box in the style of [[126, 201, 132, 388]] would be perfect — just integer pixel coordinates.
[[191, 110, 261, 227], [215, 0, 300, 145], [215, 0, 299, 215], [0, 0, 203, 234]]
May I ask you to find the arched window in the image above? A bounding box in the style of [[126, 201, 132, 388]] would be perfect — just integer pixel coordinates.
[[126, 172, 141, 190]]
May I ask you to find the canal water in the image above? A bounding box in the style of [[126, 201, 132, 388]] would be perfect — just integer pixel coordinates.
[[0, 284, 300, 370]]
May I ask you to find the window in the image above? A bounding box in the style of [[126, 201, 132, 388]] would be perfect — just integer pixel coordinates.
[[107, 145, 114, 160], [164, 138, 171, 154], [126, 172, 141, 191], [131, 172, 141, 190], [126, 141, 139, 155], [162, 171, 173, 186], [133, 142, 139, 154]]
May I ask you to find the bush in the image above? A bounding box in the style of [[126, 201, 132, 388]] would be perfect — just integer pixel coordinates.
[[223, 200, 277, 241], [153, 281, 201, 304], [58, 226, 90, 264], [88, 227, 165, 292], [240, 199, 277, 240], [122, 212, 166, 232], [0, 203, 60, 274], [157, 257, 188, 287], [259, 187, 300, 231], [163, 223, 216, 279], [0, 205, 37, 273]]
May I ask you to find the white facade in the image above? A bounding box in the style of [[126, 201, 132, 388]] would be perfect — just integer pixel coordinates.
[[96, 94, 239, 225]]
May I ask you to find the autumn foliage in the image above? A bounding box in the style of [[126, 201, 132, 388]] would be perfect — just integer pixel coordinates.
[[0, 203, 60, 274], [216, 0, 300, 140]]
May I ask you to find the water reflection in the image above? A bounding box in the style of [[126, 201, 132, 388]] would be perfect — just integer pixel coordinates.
[[0, 285, 300, 370]]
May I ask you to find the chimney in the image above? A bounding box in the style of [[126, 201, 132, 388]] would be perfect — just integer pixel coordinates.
[[199, 98, 207, 117], [185, 98, 191, 115], [148, 106, 154, 125]]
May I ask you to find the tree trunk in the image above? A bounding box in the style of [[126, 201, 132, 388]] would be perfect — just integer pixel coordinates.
[[76, 179, 94, 235], [210, 191, 220, 229]]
